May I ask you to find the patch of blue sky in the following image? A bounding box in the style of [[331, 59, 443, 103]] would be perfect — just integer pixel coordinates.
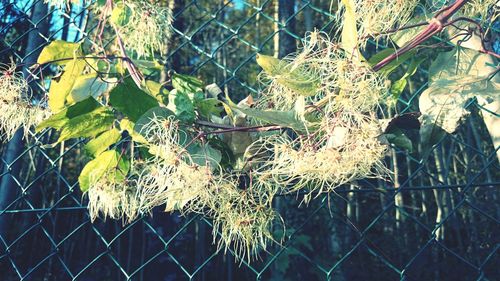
[[12, 0, 86, 42], [233, 0, 244, 10]]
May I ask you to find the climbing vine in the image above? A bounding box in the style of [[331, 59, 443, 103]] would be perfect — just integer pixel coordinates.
[[1, 0, 498, 261]]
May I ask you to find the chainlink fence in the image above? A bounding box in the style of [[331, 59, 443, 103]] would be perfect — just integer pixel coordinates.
[[0, 0, 499, 280]]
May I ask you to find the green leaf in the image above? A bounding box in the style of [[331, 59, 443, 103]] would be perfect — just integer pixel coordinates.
[[134, 106, 175, 137], [256, 54, 283, 76], [196, 98, 223, 118], [167, 89, 196, 123], [57, 107, 115, 143], [109, 79, 159, 122], [110, 3, 132, 27], [368, 48, 416, 77], [227, 130, 253, 156], [120, 119, 148, 144], [230, 105, 311, 133], [145, 80, 169, 105], [405, 57, 425, 78], [78, 150, 130, 192], [48, 59, 87, 112], [389, 57, 425, 98], [133, 60, 163, 72], [172, 73, 204, 94], [115, 59, 163, 76], [37, 40, 82, 65], [256, 54, 320, 96], [383, 128, 413, 152], [67, 74, 115, 104], [207, 138, 236, 168], [420, 48, 499, 159], [171, 73, 204, 106], [188, 143, 222, 170], [36, 98, 100, 132], [84, 128, 122, 157], [390, 78, 407, 100], [418, 76, 498, 159]]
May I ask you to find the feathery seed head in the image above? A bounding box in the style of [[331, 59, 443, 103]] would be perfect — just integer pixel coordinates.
[[0, 63, 49, 142], [87, 176, 140, 223], [258, 116, 387, 198], [209, 181, 282, 262], [461, 0, 499, 21], [336, 0, 419, 47], [132, 115, 215, 214], [118, 0, 173, 58], [257, 32, 386, 113], [252, 32, 389, 198]]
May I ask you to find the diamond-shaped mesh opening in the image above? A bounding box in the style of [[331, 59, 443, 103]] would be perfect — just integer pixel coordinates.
[[438, 202, 499, 264], [2, 221, 55, 278], [75, 254, 129, 280], [330, 242, 401, 281], [56, 221, 109, 275], [404, 241, 479, 281], [363, 208, 429, 270], [1, 0, 499, 280], [480, 250, 499, 280]]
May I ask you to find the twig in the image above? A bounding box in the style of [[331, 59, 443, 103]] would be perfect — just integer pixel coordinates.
[[204, 125, 282, 135], [115, 32, 144, 88], [195, 120, 282, 134], [178, 121, 282, 152], [360, 21, 429, 40], [445, 17, 500, 60], [106, 0, 144, 88], [26, 55, 129, 68]]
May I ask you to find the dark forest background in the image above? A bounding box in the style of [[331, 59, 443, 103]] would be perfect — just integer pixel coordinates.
[[0, 0, 498, 280]]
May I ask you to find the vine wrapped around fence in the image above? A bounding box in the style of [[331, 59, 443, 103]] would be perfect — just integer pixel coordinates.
[[0, 1, 498, 280]]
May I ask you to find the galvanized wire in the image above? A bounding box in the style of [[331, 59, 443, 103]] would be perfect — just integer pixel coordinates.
[[0, 1, 499, 280]]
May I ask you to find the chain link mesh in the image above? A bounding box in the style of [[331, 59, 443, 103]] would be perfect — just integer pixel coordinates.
[[0, 0, 499, 280]]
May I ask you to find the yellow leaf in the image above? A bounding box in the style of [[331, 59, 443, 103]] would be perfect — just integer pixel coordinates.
[[48, 59, 86, 112], [341, 0, 359, 59]]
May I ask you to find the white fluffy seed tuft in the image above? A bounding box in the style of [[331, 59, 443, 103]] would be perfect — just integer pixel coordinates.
[[119, 0, 173, 58], [0, 63, 49, 142]]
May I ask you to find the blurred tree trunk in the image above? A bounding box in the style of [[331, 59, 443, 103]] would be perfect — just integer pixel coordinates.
[[61, 4, 72, 40], [161, 0, 184, 82], [392, 150, 404, 229], [277, 0, 296, 58], [302, 0, 313, 32], [272, 1, 296, 279], [482, 96, 500, 162], [431, 150, 447, 241], [0, 0, 49, 239]]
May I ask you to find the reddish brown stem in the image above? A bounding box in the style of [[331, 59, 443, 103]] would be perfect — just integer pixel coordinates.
[[373, 0, 470, 72], [195, 120, 283, 133], [445, 17, 500, 60], [106, 0, 143, 88], [180, 121, 282, 151], [204, 124, 282, 135], [116, 34, 144, 87]]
